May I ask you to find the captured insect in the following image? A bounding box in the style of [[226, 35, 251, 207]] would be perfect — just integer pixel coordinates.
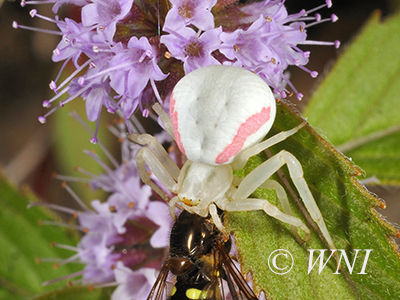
[[148, 210, 258, 300], [128, 65, 337, 254]]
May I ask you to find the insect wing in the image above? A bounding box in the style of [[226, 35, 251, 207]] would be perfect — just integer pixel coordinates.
[[200, 279, 224, 300], [189, 241, 259, 300], [215, 241, 259, 300], [147, 264, 172, 300]]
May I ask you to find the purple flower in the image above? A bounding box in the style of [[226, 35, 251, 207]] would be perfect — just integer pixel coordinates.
[[31, 12, 119, 134], [75, 198, 167, 284], [81, 0, 134, 41], [77, 201, 121, 283], [111, 262, 156, 300], [52, 18, 93, 67], [145, 201, 172, 248], [160, 0, 338, 99], [163, 0, 217, 31], [161, 26, 222, 74], [29, 117, 173, 294], [16, 0, 339, 130], [109, 37, 168, 115], [219, 15, 275, 69], [218, 1, 337, 99], [87, 153, 152, 214]]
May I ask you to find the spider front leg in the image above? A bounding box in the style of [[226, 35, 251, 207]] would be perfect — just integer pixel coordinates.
[[152, 103, 175, 139], [128, 132, 180, 203], [232, 150, 337, 255]]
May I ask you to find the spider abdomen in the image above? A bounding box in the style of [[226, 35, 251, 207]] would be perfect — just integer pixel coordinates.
[[170, 65, 276, 166]]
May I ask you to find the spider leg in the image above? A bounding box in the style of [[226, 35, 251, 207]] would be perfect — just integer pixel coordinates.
[[128, 133, 180, 202], [232, 150, 337, 255], [129, 133, 180, 180], [152, 103, 175, 140], [260, 180, 305, 244], [209, 204, 229, 241], [220, 196, 310, 241], [169, 196, 180, 220]]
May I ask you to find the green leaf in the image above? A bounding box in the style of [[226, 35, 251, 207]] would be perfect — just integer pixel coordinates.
[[31, 286, 114, 300], [0, 170, 82, 299], [303, 11, 400, 184], [226, 101, 400, 300]]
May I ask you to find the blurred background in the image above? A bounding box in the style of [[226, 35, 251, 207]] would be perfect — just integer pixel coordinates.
[[0, 0, 399, 239]]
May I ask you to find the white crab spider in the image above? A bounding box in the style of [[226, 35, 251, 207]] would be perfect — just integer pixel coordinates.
[[129, 65, 336, 253]]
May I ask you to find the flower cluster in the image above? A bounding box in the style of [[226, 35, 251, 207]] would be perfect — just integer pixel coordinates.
[[31, 117, 173, 299], [14, 0, 338, 142]]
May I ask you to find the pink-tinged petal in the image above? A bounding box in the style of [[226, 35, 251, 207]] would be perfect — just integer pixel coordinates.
[[163, 8, 187, 31], [161, 26, 197, 59], [146, 201, 172, 248], [109, 69, 127, 96], [100, 23, 117, 42], [85, 87, 106, 122], [112, 262, 155, 300], [81, 3, 99, 27], [190, 5, 215, 31], [127, 70, 149, 98], [119, 95, 139, 119], [183, 54, 220, 74], [151, 64, 169, 81], [199, 26, 222, 50], [165, 0, 217, 31]]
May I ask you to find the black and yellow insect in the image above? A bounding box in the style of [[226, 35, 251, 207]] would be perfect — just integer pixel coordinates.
[[147, 210, 258, 300]]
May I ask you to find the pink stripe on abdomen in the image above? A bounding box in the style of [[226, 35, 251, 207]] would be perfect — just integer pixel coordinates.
[[215, 106, 271, 164], [169, 93, 186, 157]]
